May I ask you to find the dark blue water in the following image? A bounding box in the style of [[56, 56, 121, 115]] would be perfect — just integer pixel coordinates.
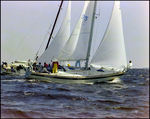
[[1, 69, 149, 118]]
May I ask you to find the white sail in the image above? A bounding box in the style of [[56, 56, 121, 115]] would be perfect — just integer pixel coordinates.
[[37, 1, 71, 63], [58, 1, 95, 61], [90, 1, 127, 71]]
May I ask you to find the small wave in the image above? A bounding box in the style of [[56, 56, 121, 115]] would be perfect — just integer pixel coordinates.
[[26, 79, 40, 85], [1, 108, 46, 118], [108, 77, 122, 83], [24, 92, 35, 96], [1, 75, 26, 80], [26, 79, 53, 84], [3, 101, 25, 106], [77, 112, 97, 117], [1, 75, 15, 80], [85, 82, 94, 85], [146, 78, 149, 81], [138, 83, 149, 86], [105, 106, 138, 110], [27, 79, 38, 82], [57, 88, 70, 91], [1, 109, 30, 118], [23, 91, 56, 99], [97, 99, 122, 104], [1, 78, 26, 82], [44, 94, 88, 101]]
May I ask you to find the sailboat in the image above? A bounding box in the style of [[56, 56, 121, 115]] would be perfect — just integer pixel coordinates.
[[2, 1, 129, 84], [25, 1, 128, 84]]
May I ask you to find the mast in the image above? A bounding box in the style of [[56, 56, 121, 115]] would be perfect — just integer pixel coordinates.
[[85, 1, 97, 69], [45, 0, 64, 50]]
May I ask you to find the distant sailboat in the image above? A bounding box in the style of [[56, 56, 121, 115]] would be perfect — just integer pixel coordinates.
[[2, 1, 129, 84]]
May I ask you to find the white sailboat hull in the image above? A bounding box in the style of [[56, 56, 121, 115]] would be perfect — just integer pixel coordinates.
[[27, 70, 125, 84]]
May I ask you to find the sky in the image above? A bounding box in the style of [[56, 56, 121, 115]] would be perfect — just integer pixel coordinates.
[[1, 1, 149, 68]]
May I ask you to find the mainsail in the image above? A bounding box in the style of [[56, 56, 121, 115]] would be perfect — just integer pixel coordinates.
[[37, 1, 71, 63], [58, 1, 95, 61], [90, 1, 127, 71]]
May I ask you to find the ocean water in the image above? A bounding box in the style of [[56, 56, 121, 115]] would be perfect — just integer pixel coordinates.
[[1, 69, 149, 118]]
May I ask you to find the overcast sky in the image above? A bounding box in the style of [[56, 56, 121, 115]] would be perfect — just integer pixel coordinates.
[[1, 1, 149, 68]]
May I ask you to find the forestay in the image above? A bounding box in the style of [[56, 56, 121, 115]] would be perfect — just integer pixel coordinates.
[[90, 1, 127, 71]]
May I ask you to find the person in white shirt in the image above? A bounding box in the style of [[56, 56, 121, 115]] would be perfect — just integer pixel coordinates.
[[38, 62, 43, 73], [43, 66, 49, 73], [28, 59, 33, 71], [128, 60, 133, 69]]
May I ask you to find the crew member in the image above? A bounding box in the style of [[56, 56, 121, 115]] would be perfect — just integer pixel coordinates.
[[52, 58, 59, 73], [127, 60, 133, 69], [28, 59, 33, 71], [75, 60, 81, 68]]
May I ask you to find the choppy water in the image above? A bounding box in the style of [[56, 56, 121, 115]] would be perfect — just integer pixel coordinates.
[[1, 69, 149, 118]]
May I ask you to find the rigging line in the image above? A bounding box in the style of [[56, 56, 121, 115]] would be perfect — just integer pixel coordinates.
[[17, 3, 53, 60], [7, 2, 53, 62], [35, 24, 52, 58], [92, 1, 101, 57], [21, 6, 54, 61]]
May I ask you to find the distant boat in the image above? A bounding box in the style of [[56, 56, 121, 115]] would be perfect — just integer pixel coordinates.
[[2, 1, 129, 84], [1, 61, 31, 78]]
